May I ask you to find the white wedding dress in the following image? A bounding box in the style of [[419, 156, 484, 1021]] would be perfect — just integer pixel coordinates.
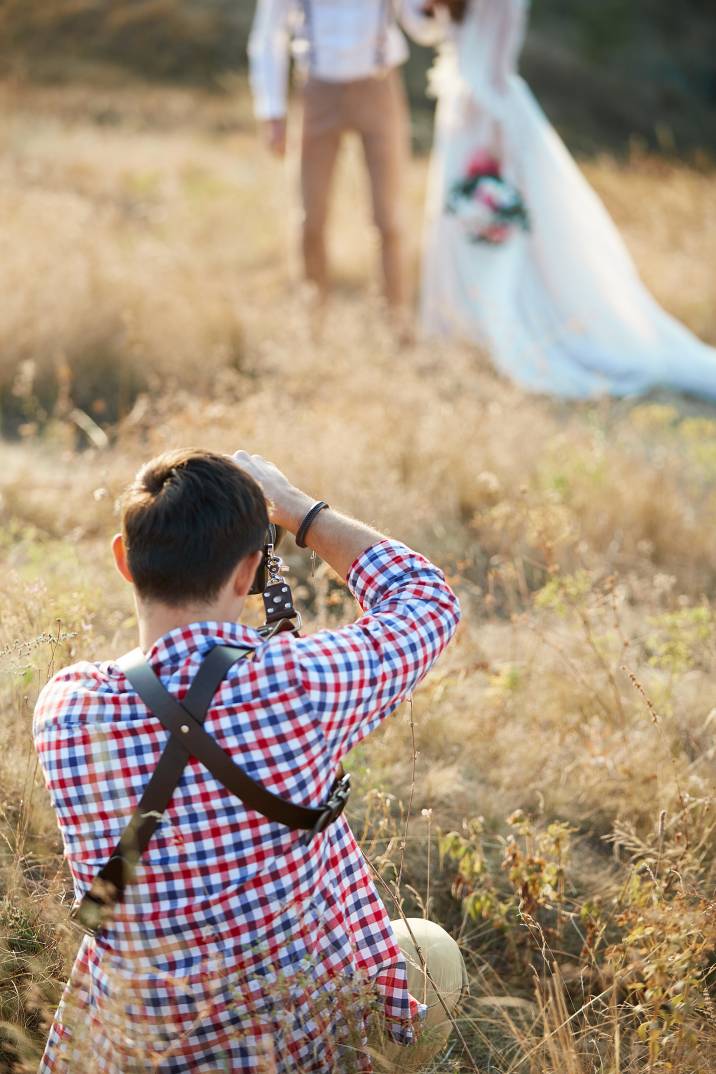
[[421, 0, 716, 399]]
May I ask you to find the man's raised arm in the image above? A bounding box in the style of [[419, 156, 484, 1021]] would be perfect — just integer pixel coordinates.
[[233, 452, 461, 761], [248, 0, 293, 156]]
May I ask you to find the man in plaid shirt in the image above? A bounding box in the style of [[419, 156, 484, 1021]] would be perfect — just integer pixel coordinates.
[[34, 449, 464, 1073]]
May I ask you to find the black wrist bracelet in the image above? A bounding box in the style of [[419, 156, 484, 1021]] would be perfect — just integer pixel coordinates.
[[296, 501, 329, 548]]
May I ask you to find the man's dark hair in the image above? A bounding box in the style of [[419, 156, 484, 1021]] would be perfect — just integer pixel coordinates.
[[121, 449, 269, 605]]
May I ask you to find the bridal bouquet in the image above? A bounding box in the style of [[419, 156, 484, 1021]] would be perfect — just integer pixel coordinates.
[[446, 151, 529, 245]]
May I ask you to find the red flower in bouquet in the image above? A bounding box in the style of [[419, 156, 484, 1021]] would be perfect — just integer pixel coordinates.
[[482, 223, 511, 244], [466, 150, 501, 179]]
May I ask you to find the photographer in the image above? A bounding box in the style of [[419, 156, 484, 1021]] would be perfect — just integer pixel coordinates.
[[34, 449, 463, 1073]]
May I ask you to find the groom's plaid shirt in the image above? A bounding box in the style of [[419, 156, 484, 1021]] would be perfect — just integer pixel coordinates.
[[34, 540, 460, 1073]]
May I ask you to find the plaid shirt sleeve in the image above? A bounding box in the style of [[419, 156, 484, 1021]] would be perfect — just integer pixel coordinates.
[[289, 539, 460, 761]]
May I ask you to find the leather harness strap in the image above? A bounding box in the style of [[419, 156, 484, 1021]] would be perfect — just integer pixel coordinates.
[[119, 646, 333, 830], [72, 643, 351, 936]]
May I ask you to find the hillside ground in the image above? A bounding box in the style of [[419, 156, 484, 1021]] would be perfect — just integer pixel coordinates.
[[0, 75, 714, 1073]]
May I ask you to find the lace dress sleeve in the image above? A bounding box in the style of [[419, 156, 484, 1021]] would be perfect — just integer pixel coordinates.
[[490, 0, 528, 90], [442, 0, 529, 112]]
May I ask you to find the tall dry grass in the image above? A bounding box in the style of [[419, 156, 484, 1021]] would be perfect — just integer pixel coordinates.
[[0, 75, 715, 1072]]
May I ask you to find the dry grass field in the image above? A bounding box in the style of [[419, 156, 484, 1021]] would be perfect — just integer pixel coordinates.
[[0, 74, 715, 1073]]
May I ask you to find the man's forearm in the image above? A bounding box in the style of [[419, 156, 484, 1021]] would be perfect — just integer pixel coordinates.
[[274, 488, 386, 581]]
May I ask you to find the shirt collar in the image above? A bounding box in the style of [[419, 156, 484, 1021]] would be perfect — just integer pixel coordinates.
[[144, 621, 262, 669]]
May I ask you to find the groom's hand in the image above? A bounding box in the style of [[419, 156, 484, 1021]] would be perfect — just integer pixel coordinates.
[[263, 118, 287, 158], [426, 0, 466, 16]]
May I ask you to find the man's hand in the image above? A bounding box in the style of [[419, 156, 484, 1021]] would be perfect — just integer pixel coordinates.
[[423, 0, 466, 18], [232, 451, 385, 580], [232, 452, 312, 534], [262, 117, 287, 158]]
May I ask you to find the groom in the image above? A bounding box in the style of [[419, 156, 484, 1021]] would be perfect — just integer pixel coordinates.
[[248, 0, 443, 316]]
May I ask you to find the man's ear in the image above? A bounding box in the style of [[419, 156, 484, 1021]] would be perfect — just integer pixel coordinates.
[[112, 533, 134, 584], [232, 550, 263, 598]]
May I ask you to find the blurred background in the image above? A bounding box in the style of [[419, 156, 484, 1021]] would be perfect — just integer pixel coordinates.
[[1, 0, 715, 153], [0, 0, 714, 437]]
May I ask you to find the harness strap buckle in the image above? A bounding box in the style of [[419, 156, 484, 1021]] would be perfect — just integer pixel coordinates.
[[301, 772, 352, 846], [71, 875, 119, 937]]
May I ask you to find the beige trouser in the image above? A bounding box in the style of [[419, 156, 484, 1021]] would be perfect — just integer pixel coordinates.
[[300, 69, 410, 308], [371, 919, 469, 1073]]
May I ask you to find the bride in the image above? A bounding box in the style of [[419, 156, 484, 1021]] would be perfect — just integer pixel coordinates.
[[421, 0, 716, 399]]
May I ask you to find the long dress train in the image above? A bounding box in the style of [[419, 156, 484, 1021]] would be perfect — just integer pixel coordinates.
[[421, 0, 716, 400]]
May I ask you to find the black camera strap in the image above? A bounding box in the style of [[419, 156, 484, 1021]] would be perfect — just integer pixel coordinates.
[[72, 643, 350, 936]]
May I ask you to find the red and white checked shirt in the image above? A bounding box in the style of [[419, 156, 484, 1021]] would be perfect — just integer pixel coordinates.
[[34, 540, 460, 1073]]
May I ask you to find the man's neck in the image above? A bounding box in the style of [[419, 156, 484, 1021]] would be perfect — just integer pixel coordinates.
[[136, 600, 242, 653]]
